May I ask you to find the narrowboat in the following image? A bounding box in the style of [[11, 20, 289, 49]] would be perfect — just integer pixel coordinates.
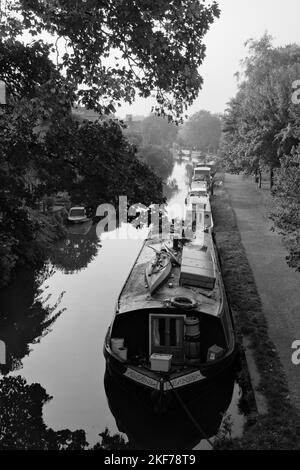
[[193, 166, 211, 182], [67, 206, 89, 224], [103, 211, 235, 409], [190, 180, 210, 196]]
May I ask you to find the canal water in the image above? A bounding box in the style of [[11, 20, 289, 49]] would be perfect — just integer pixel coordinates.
[[0, 162, 244, 450]]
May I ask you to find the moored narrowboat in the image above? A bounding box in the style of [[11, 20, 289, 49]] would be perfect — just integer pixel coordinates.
[[103, 218, 235, 409]]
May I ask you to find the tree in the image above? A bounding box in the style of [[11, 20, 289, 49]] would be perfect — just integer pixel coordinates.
[[178, 110, 222, 152], [138, 144, 174, 179], [0, 0, 220, 285], [9, 0, 220, 121], [270, 147, 300, 271], [220, 34, 300, 272], [220, 35, 300, 174], [139, 115, 178, 147]]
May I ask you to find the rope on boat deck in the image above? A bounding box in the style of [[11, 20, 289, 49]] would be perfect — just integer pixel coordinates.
[[167, 378, 214, 449]]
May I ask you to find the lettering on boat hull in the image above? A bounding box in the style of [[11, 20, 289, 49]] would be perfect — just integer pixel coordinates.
[[124, 368, 160, 390], [123, 367, 206, 392], [164, 370, 206, 391]]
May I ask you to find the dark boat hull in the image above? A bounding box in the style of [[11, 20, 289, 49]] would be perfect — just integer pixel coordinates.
[[104, 365, 236, 450], [104, 335, 237, 413]]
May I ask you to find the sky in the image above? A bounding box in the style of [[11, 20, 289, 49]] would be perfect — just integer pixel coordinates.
[[117, 0, 300, 119]]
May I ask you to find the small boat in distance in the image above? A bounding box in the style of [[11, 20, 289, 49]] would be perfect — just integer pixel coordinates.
[[67, 206, 89, 224]]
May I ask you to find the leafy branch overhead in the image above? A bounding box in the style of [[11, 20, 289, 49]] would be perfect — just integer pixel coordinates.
[[10, 0, 220, 121]]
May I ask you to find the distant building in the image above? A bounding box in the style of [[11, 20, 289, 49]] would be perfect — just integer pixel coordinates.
[[72, 106, 102, 122], [123, 114, 145, 146]]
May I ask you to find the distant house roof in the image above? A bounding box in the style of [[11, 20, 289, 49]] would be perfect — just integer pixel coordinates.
[[71, 106, 114, 122]]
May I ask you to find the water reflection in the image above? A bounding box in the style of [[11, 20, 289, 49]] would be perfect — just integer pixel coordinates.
[[0, 375, 88, 450], [0, 266, 65, 374], [4, 227, 148, 446], [104, 366, 237, 450], [49, 221, 101, 274]]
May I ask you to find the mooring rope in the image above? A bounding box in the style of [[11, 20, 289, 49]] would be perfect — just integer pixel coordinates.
[[167, 378, 214, 449]]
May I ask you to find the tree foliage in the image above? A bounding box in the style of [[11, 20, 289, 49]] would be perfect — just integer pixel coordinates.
[[125, 114, 178, 180], [178, 109, 222, 152], [270, 147, 300, 270], [220, 34, 300, 173], [0, 0, 220, 285], [139, 114, 178, 146], [138, 144, 174, 180], [10, 0, 220, 121]]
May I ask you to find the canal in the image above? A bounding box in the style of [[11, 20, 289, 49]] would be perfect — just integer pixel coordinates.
[[0, 162, 245, 450]]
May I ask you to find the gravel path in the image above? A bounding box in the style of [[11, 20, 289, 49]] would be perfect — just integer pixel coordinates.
[[225, 173, 300, 410]]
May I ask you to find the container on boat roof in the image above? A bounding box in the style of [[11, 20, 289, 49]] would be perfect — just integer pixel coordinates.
[[150, 353, 172, 372], [184, 316, 200, 337], [184, 335, 201, 363], [207, 344, 225, 362], [180, 246, 216, 290]]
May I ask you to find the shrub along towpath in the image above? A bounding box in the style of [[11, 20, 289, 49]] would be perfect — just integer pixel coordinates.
[[212, 173, 300, 450]]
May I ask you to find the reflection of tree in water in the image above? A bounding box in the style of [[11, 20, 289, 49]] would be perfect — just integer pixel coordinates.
[[0, 376, 88, 450], [0, 265, 65, 374], [49, 224, 101, 274], [164, 178, 179, 200], [0, 375, 130, 450], [186, 162, 194, 184]]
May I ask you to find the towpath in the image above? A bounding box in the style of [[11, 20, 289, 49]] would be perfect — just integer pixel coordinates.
[[224, 173, 300, 410]]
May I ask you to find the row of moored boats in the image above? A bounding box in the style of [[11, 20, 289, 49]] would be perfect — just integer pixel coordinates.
[[103, 161, 236, 411]]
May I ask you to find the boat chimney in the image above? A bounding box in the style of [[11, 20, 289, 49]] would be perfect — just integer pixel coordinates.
[[173, 237, 179, 251]]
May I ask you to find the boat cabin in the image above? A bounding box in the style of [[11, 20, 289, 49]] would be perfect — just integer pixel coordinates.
[[108, 231, 231, 376], [193, 166, 211, 182]]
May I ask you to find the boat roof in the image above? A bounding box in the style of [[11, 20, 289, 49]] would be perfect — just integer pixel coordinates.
[[191, 181, 208, 190], [117, 231, 223, 318], [186, 196, 211, 211], [194, 166, 211, 171]]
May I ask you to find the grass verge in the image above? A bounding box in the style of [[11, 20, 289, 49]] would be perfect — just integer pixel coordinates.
[[211, 184, 300, 450]]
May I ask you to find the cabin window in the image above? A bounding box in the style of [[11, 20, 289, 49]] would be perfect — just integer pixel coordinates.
[[150, 314, 185, 363]]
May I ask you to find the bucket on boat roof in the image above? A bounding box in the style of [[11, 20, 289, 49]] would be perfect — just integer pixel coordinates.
[[184, 316, 200, 337], [184, 335, 201, 362]]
